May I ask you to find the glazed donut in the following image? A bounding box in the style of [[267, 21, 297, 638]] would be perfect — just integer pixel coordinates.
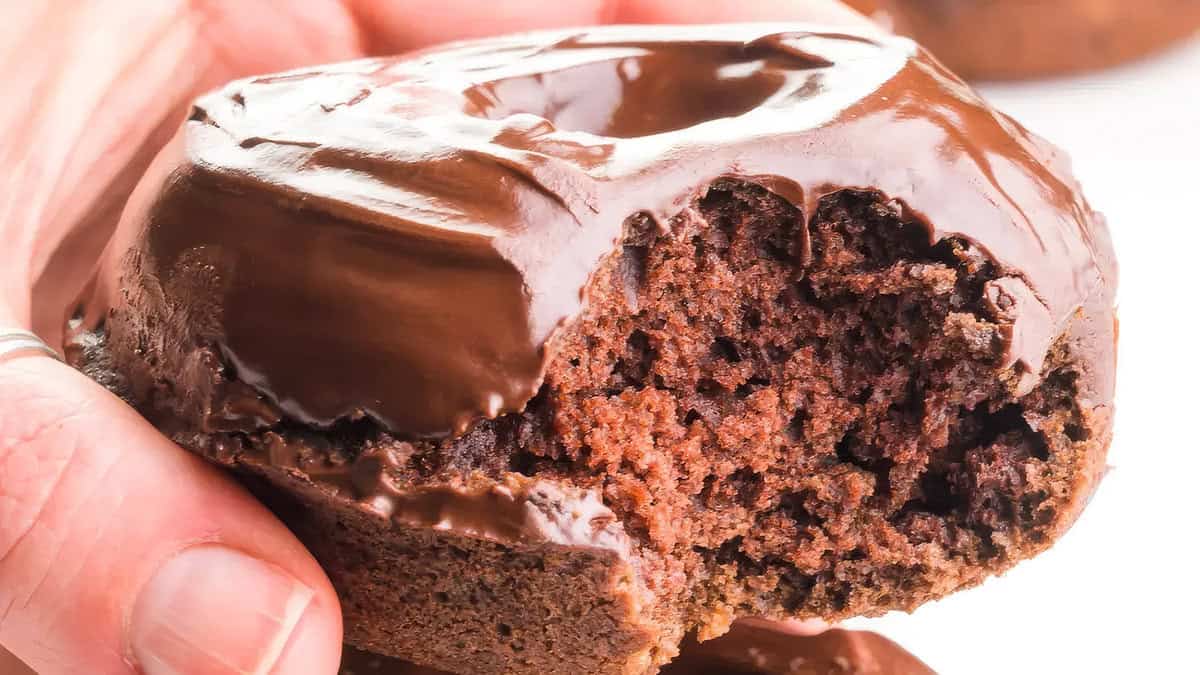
[[847, 0, 1200, 79], [77, 24, 1116, 674]]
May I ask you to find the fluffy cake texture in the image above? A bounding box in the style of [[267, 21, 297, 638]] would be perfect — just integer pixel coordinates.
[[76, 24, 1117, 675], [847, 0, 1200, 79]]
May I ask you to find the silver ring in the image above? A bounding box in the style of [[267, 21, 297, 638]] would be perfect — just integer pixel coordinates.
[[0, 329, 63, 362]]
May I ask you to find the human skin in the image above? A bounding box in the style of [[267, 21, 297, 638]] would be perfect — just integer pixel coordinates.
[[0, 2, 871, 674]]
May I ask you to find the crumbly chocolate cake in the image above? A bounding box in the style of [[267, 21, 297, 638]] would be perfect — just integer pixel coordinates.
[[338, 626, 935, 675], [75, 25, 1117, 675], [846, 0, 1200, 79]]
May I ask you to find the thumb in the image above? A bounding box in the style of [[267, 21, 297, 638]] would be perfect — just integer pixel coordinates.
[[0, 349, 343, 674]]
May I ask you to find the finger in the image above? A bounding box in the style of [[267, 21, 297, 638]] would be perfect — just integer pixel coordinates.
[[347, 0, 877, 55], [346, 0, 614, 53], [613, 0, 878, 28], [0, 353, 342, 675]]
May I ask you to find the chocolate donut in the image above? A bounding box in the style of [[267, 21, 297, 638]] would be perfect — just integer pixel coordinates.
[[339, 626, 934, 675], [847, 0, 1200, 79], [77, 24, 1117, 675]]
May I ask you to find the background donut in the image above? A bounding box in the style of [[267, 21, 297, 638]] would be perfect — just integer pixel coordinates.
[[846, 0, 1200, 79]]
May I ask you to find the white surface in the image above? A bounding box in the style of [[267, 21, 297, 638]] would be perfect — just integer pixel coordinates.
[[845, 36, 1200, 674]]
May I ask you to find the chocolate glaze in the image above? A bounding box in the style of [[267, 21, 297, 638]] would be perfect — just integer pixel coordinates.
[[261, 435, 630, 553], [95, 23, 1114, 440], [661, 625, 935, 675], [337, 627, 935, 675]]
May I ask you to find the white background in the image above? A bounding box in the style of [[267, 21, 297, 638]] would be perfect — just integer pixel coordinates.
[[846, 35, 1200, 674]]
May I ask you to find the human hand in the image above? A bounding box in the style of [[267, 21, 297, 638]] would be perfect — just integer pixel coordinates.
[[0, 2, 870, 673]]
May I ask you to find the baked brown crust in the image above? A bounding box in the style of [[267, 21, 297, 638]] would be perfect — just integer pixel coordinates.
[[848, 0, 1200, 79]]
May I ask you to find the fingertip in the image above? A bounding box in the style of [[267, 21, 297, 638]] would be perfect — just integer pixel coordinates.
[[272, 589, 345, 675], [131, 545, 342, 675]]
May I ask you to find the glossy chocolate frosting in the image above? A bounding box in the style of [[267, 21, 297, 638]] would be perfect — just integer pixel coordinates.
[[255, 436, 631, 553], [96, 23, 1114, 440], [337, 626, 935, 675], [660, 625, 935, 675]]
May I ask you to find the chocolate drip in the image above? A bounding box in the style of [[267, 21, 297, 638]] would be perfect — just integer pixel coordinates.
[[265, 438, 630, 554]]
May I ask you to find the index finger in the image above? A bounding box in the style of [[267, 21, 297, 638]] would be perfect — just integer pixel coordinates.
[[615, 0, 876, 28], [348, 0, 875, 54]]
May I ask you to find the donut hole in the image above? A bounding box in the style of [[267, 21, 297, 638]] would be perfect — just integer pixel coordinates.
[[464, 46, 792, 138]]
